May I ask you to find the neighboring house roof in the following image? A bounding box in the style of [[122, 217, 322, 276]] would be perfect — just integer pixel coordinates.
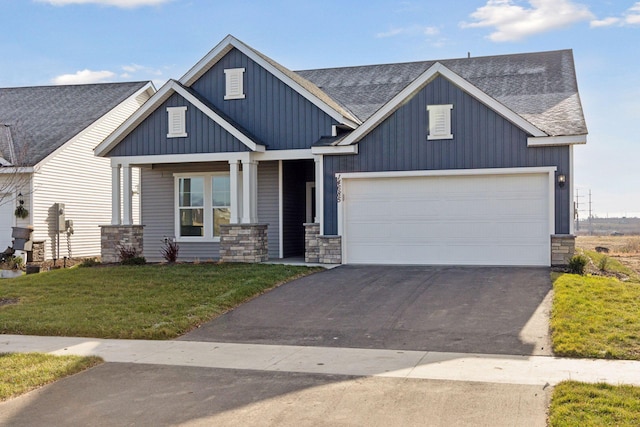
[[296, 49, 587, 138], [0, 81, 152, 166]]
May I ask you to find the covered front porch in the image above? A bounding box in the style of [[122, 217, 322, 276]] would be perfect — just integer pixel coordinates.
[[102, 150, 327, 264]]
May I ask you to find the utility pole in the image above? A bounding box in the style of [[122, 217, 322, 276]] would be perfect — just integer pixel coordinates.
[[575, 188, 582, 232], [588, 190, 593, 236]]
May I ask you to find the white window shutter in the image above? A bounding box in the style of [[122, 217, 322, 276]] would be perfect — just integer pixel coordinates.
[[167, 106, 187, 138], [224, 68, 246, 100], [427, 104, 453, 140]]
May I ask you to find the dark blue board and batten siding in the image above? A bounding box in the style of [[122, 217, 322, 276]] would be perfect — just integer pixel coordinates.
[[107, 93, 250, 157], [323, 75, 571, 235], [191, 48, 338, 150]]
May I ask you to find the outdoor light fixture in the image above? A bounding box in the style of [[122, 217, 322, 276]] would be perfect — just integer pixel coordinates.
[[557, 174, 566, 188]]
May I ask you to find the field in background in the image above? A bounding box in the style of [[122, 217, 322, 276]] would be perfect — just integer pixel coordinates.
[[576, 235, 640, 275]]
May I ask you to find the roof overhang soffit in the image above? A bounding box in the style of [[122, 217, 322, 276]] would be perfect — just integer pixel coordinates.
[[179, 35, 361, 129], [527, 134, 587, 146], [95, 80, 265, 157], [336, 62, 547, 147]]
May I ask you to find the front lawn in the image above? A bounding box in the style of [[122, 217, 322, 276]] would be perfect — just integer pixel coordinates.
[[0, 263, 319, 339], [0, 353, 102, 401], [551, 273, 640, 359], [549, 381, 640, 426]]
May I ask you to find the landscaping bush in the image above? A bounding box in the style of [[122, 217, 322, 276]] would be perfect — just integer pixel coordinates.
[[568, 254, 589, 275], [117, 245, 141, 265], [79, 258, 100, 268], [160, 239, 179, 263], [121, 256, 146, 266], [598, 255, 609, 272]]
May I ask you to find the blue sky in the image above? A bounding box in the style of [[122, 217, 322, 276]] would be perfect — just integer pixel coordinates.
[[3, 0, 639, 217]]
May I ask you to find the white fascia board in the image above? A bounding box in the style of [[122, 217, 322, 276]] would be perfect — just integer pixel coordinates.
[[337, 63, 546, 146], [110, 152, 251, 167], [311, 145, 358, 155], [527, 134, 587, 146], [170, 83, 265, 152], [0, 167, 34, 174], [179, 35, 360, 128], [253, 149, 314, 161], [337, 166, 557, 180]]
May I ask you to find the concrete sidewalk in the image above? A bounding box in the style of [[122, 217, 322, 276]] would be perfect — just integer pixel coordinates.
[[3, 334, 640, 387]]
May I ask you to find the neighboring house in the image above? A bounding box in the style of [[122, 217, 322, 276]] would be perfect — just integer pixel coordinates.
[[96, 35, 587, 267], [0, 81, 155, 261]]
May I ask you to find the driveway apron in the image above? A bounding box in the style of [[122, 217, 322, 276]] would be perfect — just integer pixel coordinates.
[[181, 265, 552, 355]]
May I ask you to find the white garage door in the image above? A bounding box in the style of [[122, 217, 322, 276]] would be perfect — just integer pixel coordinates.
[[342, 171, 552, 266]]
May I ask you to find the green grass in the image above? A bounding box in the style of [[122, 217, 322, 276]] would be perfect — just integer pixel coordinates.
[[583, 250, 640, 282], [0, 263, 320, 339], [551, 273, 640, 359], [549, 381, 640, 426], [0, 353, 102, 401]]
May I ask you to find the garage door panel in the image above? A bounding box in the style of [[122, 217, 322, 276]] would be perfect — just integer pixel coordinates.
[[343, 173, 551, 266]]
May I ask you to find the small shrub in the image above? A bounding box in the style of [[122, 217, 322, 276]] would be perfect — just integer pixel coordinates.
[[121, 256, 146, 266], [568, 254, 589, 275], [598, 256, 609, 272], [160, 239, 179, 263], [117, 245, 138, 263], [79, 258, 100, 268], [620, 238, 640, 254]]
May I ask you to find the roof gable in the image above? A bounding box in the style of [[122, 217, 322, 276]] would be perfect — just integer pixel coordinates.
[[96, 80, 265, 157], [0, 82, 152, 166], [179, 35, 360, 127]]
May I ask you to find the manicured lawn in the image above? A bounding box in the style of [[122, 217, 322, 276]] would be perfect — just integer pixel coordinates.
[[0, 353, 102, 401], [549, 381, 640, 427], [551, 272, 640, 360], [0, 263, 320, 339]]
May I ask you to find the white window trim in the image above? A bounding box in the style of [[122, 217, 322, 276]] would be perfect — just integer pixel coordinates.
[[427, 104, 453, 140], [174, 172, 230, 243], [167, 106, 188, 138], [224, 68, 246, 100]]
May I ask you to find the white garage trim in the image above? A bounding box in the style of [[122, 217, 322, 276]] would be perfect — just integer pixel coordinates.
[[336, 167, 556, 265]]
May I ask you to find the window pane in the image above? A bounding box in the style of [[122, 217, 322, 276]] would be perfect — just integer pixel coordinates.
[[180, 208, 203, 236], [213, 208, 230, 237], [179, 177, 204, 207], [212, 176, 230, 207]]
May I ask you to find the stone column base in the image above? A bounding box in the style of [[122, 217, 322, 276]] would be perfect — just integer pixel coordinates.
[[101, 225, 144, 263], [319, 235, 342, 264], [304, 223, 320, 263], [220, 224, 268, 263], [551, 234, 576, 266]]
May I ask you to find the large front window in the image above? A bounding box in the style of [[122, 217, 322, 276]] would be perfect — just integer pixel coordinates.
[[176, 173, 231, 240]]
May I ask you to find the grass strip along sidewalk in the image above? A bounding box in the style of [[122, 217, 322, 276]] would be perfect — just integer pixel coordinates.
[[0, 353, 102, 401], [0, 263, 320, 339]]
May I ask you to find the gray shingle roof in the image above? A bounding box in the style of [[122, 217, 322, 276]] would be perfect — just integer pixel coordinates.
[[0, 81, 150, 166], [296, 50, 586, 137]]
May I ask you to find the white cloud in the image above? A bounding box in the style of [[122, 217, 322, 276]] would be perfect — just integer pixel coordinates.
[[36, 0, 171, 8], [461, 0, 593, 42], [590, 17, 620, 28], [626, 2, 640, 24], [52, 69, 115, 85]]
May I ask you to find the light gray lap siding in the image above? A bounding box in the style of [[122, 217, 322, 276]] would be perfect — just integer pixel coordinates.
[[140, 163, 229, 262], [323, 75, 571, 235], [191, 48, 338, 150], [257, 161, 280, 259], [107, 93, 250, 156]]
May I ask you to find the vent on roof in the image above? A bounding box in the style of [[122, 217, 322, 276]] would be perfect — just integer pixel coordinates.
[[427, 104, 453, 140], [224, 68, 246, 100], [167, 106, 188, 138]]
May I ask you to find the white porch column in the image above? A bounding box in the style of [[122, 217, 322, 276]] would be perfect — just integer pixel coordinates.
[[122, 165, 133, 226], [314, 155, 324, 230], [111, 164, 121, 225], [229, 159, 240, 224], [241, 159, 258, 223]]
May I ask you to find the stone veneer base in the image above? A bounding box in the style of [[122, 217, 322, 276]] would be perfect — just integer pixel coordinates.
[[551, 234, 576, 266], [220, 223, 268, 263], [101, 225, 144, 264], [318, 235, 342, 264]]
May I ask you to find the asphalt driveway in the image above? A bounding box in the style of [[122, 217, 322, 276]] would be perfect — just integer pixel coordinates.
[[181, 265, 552, 355]]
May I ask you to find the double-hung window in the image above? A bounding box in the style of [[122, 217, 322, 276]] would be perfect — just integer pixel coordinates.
[[176, 173, 231, 241]]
